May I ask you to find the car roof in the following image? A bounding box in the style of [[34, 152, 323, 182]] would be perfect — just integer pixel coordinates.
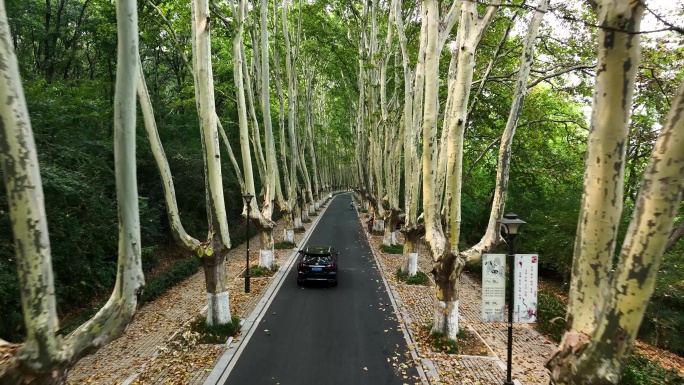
[[302, 245, 333, 255]]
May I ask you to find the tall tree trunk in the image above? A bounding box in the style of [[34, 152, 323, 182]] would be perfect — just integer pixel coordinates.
[[282, 0, 302, 229], [396, 0, 422, 275], [460, 0, 546, 263], [137, 61, 200, 251], [543, 2, 684, 384], [0, 0, 144, 381], [421, 0, 451, 334], [192, 0, 232, 326], [549, 80, 684, 385], [271, 1, 295, 242], [257, 0, 277, 268]]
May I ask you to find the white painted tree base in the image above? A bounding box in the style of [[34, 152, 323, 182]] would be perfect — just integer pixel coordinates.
[[283, 228, 295, 243], [383, 230, 398, 246], [405, 253, 418, 276], [259, 249, 274, 268], [374, 219, 384, 232], [207, 291, 231, 325], [433, 300, 459, 340], [294, 218, 302, 228]]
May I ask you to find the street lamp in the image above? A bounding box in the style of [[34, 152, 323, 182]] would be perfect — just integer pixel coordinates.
[[298, 189, 303, 221], [243, 193, 254, 293], [498, 213, 526, 385]]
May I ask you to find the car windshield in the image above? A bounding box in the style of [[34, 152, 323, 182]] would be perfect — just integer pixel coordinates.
[[302, 255, 332, 264]]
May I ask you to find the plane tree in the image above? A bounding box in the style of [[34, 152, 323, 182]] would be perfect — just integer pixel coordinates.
[[0, 0, 145, 381]]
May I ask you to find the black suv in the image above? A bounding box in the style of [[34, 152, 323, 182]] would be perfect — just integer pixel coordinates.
[[296, 245, 339, 286]]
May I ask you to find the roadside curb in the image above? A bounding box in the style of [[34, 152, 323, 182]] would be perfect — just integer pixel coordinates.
[[202, 197, 331, 385]]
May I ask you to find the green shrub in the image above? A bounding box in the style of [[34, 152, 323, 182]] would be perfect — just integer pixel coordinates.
[[424, 325, 464, 354], [464, 261, 483, 277], [295, 227, 306, 233], [274, 241, 296, 249], [189, 315, 241, 344], [381, 244, 404, 254], [535, 291, 567, 343], [621, 354, 684, 385], [407, 272, 430, 285], [396, 268, 430, 285], [245, 265, 278, 278], [638, 249, 684, 356], [0, 260, 22, 342], [141, 246, 160, 274]]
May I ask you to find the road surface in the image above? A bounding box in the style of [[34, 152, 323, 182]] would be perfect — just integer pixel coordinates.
[[224, 193, 418, 385]]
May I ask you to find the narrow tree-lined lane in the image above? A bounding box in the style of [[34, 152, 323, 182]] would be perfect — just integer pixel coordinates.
[[225, 194, 418, 384]]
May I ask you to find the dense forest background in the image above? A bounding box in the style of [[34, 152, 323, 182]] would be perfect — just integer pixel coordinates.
[[0, 0, 682, 364]]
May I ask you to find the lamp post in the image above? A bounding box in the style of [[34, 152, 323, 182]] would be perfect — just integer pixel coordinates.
[[298, 189, 303, 221], [243, 193, 254, 293], [498, 212, 526, 385]]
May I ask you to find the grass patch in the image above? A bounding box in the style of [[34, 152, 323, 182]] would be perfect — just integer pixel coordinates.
[[381, 244, 404, 254], [396, 268, 430, 285], [294, 226, 305, 233], [244, 264, 278, 278], [621, 354, 684, 385], [371, 230, 384, 236], [189, 315, 241, 344], [422, 324, 467, 354], [361, 209, 368, 213], [274, 241, 296, 249]]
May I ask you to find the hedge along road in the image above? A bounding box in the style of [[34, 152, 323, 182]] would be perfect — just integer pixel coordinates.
[[222, 193, 419, 385]]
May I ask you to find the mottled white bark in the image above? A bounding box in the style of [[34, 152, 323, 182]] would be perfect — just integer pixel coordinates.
[[137, 62, 200, 251], [193, 0, 231, 326], [565, 0, 642, 336], [443, 0, 499, 255], [396, 0, 421, 262], [460, 0, 547, 263], [546, 2, 676, 384], [0, 0, 144, 379], [421, 0, 447, 261], [270, 0, 295, 235], [550, 79, 684, 385], [427, 0, 499, 341], [282, 0, 302, 226]]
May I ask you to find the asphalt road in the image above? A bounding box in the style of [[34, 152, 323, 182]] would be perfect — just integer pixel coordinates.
[[224, 193, 418, 385]]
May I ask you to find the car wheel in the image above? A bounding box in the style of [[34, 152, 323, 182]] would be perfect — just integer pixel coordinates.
[[297, 279, 302, 286], [331, 280, 338, 287]]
